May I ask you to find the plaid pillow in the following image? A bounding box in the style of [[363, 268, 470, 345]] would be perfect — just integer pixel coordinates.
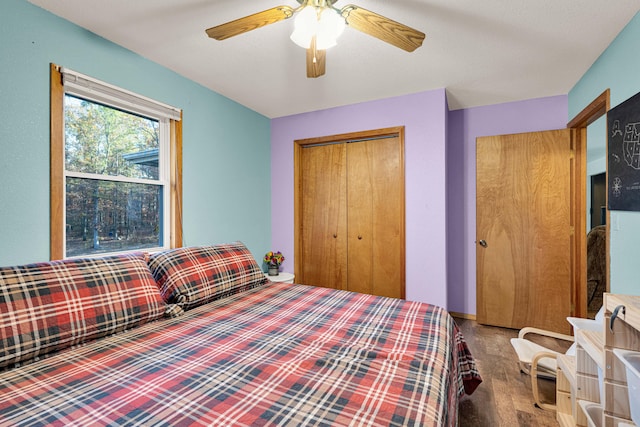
[[148, 242, 268, 310], [0, 253, 166, 369]]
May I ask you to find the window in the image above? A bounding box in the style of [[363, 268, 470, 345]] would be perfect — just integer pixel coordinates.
[[50, 64, 182, 259]]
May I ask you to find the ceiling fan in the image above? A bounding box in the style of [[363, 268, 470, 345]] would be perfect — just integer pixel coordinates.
[[205, 0, 425, 78]]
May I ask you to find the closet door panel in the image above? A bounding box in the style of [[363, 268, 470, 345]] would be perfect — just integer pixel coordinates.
[[346, 141, 374, 295], [370, 136, 404, 299], [299, 143, 347, 290], [347, 136, 404, 299]]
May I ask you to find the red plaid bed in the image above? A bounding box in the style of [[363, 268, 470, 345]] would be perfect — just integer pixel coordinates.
[[0, 283, 481, 426]]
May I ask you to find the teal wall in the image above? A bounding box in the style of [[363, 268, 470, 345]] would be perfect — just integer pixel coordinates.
[[0, 0, 271, 265], [569, 11, 640, 295]]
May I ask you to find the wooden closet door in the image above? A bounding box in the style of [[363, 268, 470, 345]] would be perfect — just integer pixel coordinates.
[[298, 143, 348, 290], [347, 136, 405, 299]]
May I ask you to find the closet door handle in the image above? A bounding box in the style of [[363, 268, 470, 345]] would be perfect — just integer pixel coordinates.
[[357, 235, 363, 240], [333, 233, 337, 238], [478, 240, 487, 248]]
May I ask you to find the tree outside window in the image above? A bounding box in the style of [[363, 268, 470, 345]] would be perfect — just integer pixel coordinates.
[[50, 65, 182, 260], [64, 95, 165, 257]]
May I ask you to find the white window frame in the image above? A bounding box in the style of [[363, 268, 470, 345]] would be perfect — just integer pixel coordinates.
[[59, 68, 181, 258]]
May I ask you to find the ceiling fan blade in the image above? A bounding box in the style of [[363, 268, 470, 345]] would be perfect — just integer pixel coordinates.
[[206, 6, 294, 40], [306, 36, 326, 78], [341, 5, 425, 52]]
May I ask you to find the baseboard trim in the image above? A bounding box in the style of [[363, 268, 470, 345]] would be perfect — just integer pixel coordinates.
[[449, 311, 476, 320]]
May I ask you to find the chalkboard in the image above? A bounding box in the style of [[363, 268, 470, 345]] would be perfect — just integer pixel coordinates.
[[607, 91, 640, 211]]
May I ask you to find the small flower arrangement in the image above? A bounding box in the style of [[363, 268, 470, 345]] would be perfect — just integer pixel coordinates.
[[264, 251, 285, 267]]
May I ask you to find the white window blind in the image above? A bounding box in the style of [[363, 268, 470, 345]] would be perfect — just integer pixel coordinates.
[[61, 68, 181, 121]]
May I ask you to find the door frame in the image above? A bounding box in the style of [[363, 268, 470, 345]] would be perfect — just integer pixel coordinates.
[[293, 126, 406, 288], [567, 89, 610, 318]]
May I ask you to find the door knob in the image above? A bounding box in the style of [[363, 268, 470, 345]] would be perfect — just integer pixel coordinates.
[[478, 240, 487, 248], [333, 233, 337, 238], [357, 235, 362, 240]]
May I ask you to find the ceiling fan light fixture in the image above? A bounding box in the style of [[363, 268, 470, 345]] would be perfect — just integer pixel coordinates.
[[316, 8, 345, 49], [290, 6, 318, 48], [290, 5, 345, 49]]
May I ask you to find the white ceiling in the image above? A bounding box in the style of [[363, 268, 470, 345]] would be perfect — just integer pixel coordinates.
[[28, 0, 640, 119]]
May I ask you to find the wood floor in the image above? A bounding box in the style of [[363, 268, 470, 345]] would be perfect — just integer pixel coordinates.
[[455, 317, 569, 427]]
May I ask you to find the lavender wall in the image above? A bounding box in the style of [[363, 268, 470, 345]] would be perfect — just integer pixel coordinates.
[[271, 89, 450, 308], [446, 95, 569, 315], [271, 91, 568, 313]]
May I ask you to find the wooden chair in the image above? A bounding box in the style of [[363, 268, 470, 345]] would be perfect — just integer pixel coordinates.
[[511, 327, 574, 410], [510, 310, 603, 411]]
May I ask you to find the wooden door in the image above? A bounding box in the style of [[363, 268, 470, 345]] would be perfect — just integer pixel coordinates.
[[347, 136, 405, 299], [476, 129, 574, 333], [295, 128, 405, 298], [298, 143, 347, 290]]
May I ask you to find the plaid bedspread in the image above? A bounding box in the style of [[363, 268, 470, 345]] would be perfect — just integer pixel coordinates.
[[0, 282, 481, 427]]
